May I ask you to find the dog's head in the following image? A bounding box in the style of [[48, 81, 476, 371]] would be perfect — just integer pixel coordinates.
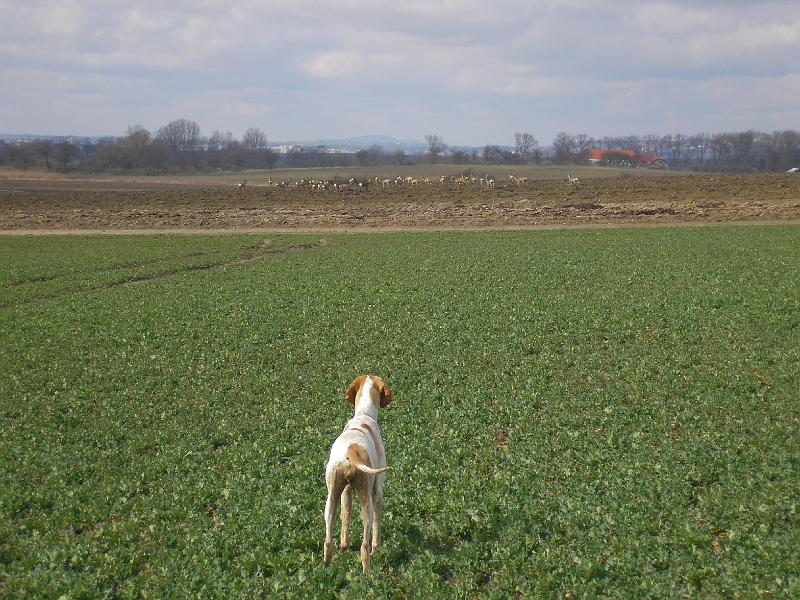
[[346, 375, 392, 408]]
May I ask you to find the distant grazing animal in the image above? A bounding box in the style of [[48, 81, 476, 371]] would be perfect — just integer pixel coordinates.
[[567, 173, 580, 184], [237, 179, 247, 190], [324, 376, 392, 574]]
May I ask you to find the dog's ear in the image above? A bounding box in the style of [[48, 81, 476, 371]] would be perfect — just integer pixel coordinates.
[[346, 376, 366, 405], [379, 380, 392, 408]]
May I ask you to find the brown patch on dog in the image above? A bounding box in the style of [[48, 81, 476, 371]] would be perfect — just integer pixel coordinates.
[[371, 376, 393, 407], [359, 423, 384, 463], [346, 443, 372, 468], [346, 376, 368, 405], [346, 375, 392, 408]]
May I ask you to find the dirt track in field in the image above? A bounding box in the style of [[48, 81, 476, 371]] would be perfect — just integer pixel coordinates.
[[1, 172, 799, 232]]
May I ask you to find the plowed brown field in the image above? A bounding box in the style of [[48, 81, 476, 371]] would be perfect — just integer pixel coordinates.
[[1, 172, 799, 231]]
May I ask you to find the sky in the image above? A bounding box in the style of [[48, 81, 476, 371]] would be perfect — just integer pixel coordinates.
[[1, 0, 799, 146]]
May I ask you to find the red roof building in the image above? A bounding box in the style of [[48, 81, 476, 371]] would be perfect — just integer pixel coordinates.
[[586, 148, 668, 168]]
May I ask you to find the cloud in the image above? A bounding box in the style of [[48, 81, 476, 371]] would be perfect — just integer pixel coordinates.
[[1, 0, 799, 143], [445, 63, 569, 97], [303, 51, 365, 79], [222, 100, 276, 119]]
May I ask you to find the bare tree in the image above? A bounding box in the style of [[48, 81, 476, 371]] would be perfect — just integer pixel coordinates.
[[355, 149, 370, 167], [552, 132, 577, 163], [367, 144, 384, 166], [392, 149, 407, 165], [483, 145, 503, 163], [451, 150, 469, 164], [56, 139, 77, 171], [642, 134, 659, 155], [671, 134, 687, 169], [155, 118, 201, 151], [688, 133, 709, 165], [32, 140, 54, 170], [514, 132, 538, 163], [208, 130, 235, 151], [120, 125, 152, 170], [425, 134, 445, 163], [574, 133, 591, 155], [730, 130, 755, 169], [352, 145, 383, 167], [710, 133, 728, 165], [7, 143, 33, 169], [208, 130, 224, 150], [773, 130, 800, 170], [657, 135, 672, 159], [242, 127, 267, 151], [125, 125, 151, 147]]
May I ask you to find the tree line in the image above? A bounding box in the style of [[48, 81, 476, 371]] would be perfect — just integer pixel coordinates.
[[550, 130, 800, 171], [1, 119, 798, 173], [424, 129, 799, 171], [0, 120, 282, 174]]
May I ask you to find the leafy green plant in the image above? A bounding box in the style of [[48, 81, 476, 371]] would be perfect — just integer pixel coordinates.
[[1, 226, 798, 597]]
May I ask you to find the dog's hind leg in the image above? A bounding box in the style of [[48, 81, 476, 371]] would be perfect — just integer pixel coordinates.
[[356, 486, 374, 574], [324, 475, 346, 565], [371, 485, 383, 555], [340, 484, 352, 550]]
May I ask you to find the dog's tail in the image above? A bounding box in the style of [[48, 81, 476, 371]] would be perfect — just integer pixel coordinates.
[[337, 444, 388, 480]]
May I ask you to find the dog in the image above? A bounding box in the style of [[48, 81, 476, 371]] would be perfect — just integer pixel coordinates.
[[323, 375, 392, 574]]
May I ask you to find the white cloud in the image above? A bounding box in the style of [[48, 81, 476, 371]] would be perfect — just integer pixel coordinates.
[[1, 0, 798, 142], [302, 51, 361, 79]]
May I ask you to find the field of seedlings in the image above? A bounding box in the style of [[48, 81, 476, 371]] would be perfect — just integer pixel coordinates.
[[1, 226, 799, 598]]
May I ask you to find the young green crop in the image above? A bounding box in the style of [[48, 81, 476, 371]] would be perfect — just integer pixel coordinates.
[[1, 226, 798, 598]]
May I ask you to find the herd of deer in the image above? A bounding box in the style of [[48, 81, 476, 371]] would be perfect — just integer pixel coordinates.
[[237, 173, 581, 191]]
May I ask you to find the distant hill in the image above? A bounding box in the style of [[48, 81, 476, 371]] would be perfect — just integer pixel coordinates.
[[0, 133, 112, 143], [273, 134, 428, 152]]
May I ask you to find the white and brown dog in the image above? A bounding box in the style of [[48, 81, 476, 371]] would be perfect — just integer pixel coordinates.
[[323, 375, 392, 573]]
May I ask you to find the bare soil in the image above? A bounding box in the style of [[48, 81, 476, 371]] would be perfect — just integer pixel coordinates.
[[1, 173, 799, 232]]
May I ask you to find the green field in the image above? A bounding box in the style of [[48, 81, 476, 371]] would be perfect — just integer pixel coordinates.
[[1, 227, 798, 598]]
